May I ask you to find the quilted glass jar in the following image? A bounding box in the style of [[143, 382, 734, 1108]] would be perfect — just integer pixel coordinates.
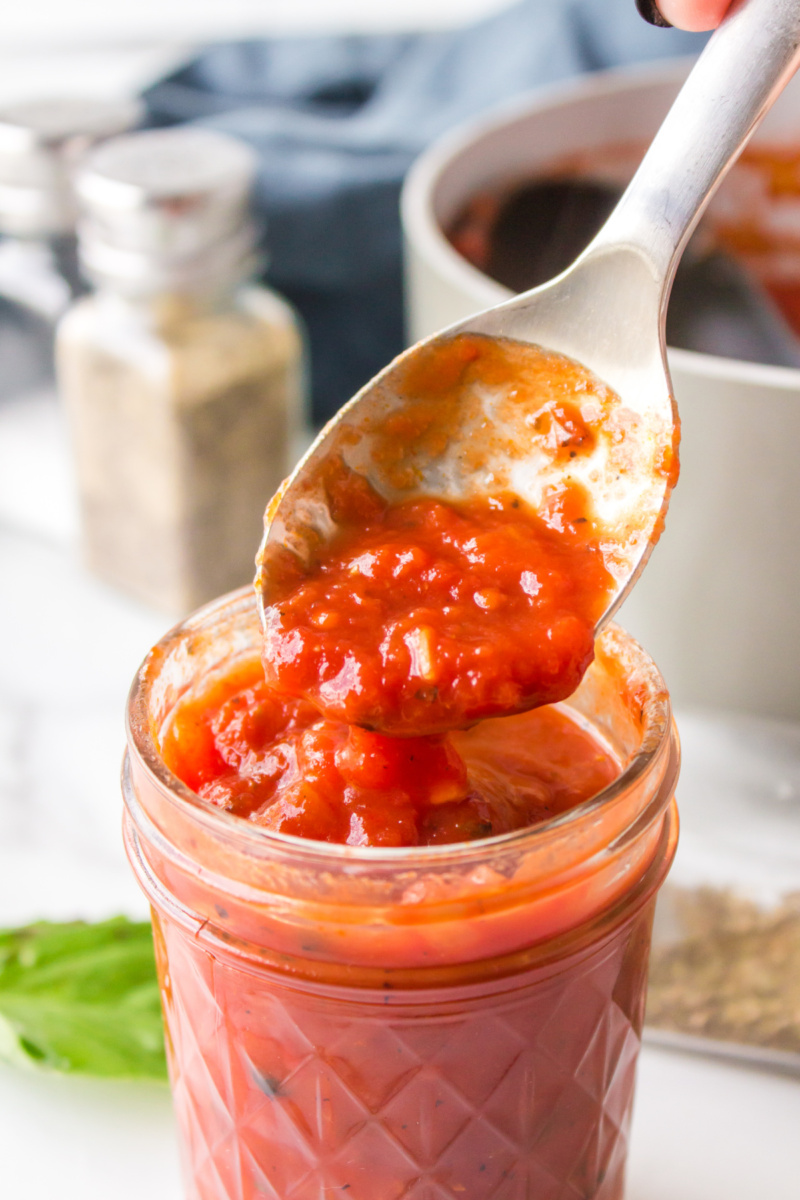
[[122, 588, 679, 1200]]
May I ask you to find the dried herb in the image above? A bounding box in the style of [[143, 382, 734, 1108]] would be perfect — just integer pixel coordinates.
[[647, 887, 800, 1055]]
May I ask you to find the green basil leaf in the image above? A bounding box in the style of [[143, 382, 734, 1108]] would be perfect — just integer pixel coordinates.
[[0, 917, 167, 1080]]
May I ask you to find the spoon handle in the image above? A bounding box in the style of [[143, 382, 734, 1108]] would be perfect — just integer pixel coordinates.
[[589, 0, 800, 300]]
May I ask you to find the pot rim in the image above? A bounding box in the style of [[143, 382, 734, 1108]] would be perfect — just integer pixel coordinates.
[[401, 55, 800, 392]]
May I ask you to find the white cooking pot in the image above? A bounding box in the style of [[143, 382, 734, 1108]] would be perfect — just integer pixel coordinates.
[[402, 59, 800, 721]]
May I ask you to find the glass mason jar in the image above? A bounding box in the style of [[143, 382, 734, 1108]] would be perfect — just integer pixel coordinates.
[[123, 589, 679, 1200]]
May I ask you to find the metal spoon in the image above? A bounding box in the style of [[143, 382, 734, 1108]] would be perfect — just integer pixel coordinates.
[[257, 0, 800, 648]]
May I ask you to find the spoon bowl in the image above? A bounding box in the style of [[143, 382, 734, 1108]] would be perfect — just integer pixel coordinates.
[[257, 0, 800, 640]]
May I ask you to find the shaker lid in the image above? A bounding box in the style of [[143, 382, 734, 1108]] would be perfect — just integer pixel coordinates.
[[0, 97, 142, 237], [75, 127, 260, 293], [76, 127, 258, 258]]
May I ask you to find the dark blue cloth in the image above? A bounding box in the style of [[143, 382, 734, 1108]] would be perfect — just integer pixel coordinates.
[[144, 0, 705, 424]]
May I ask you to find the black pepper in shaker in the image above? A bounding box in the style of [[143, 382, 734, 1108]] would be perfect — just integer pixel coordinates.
[[57, 127, 307, 613]]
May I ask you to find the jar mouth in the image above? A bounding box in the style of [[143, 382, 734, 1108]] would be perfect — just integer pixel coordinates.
[[125, 586, 676, 871]]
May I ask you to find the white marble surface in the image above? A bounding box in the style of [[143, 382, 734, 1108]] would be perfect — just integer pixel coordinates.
[[0, 387, 165, 927]]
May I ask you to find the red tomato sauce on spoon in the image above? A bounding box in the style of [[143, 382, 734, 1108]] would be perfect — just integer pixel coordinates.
[[261, 490, 612, 737]]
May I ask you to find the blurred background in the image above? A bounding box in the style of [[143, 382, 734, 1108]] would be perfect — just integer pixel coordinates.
[[1, 1, 799, 1198]]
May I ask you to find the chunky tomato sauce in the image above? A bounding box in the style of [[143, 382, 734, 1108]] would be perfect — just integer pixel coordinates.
[[161, 656, 618, 847], [262, 491, 612, 736]]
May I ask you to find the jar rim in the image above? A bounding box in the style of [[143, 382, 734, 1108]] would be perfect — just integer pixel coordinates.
[[125, 586, 676, 871]]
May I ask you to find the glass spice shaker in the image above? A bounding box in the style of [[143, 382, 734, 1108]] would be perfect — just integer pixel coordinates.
[[0, 97, 141, 399], [57, 127, 306, 614]]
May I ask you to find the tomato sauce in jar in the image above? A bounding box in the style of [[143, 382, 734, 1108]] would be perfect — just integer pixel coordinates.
[[125, 597, 678, 1200], [161, 657, 619, 848]]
